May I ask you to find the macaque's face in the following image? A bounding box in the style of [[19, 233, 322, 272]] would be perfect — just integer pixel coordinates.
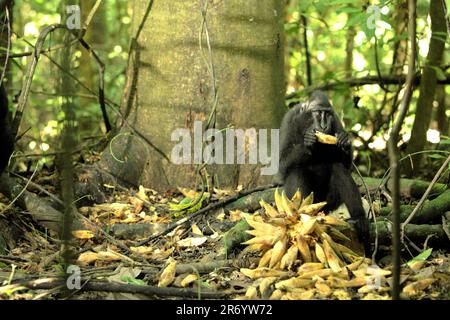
[[311, 108, 334, 134]]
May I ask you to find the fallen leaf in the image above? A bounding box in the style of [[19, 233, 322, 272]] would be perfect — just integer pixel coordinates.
[[71, 230, 95, 240], [158, 258, 177, 287], [177, 237, 208, 247]]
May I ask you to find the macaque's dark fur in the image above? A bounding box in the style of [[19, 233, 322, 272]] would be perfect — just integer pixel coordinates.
[[279, 91, 370, 253], [0, 83, 13, 174]]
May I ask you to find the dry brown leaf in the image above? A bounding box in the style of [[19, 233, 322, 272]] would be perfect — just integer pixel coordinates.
[[402, 278, 436, 297], [137, 185, 149, 201], [158, 258, 177, 287], [180, 274, 198, 287], [71, 230, 95, 240], [229, 210, 244, 222], [245, 286, 258, 299], [177, 237, 207, 248], [191, 224, 203, 236]]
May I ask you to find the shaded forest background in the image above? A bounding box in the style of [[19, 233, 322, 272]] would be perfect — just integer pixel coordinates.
[[2, 0, 450, 183]]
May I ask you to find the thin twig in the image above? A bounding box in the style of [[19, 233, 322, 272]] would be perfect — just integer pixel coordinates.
[[0, 161, 40, 216], [0, 6, 11, 85], [84, 0, 103, 29], [387, 0, 416, 300], [374, 36, 391, 93], [285, 74, 450, 99]]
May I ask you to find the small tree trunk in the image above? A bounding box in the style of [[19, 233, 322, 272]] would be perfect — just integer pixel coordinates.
[[432, 85, 448, 134], [405, 0, 447, 174]]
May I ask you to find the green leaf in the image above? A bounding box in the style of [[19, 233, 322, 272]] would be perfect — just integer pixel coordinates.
[[299, 0, 313, 11], [438, 139, 450, 145], [407, 248, 433, 266], [427, 66, 446, 81], [428, 154, 446, 160], [345, 12, 366, 28], [329, 0, 357, 4], [336, 7, 361, 15], [120, 275, 146, 286], [180, 197, 192, 205], [387, 32, 409, 43]]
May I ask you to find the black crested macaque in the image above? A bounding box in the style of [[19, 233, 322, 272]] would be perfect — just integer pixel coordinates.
[[0, 83, 13, 174], [279, 91, 370, 254]]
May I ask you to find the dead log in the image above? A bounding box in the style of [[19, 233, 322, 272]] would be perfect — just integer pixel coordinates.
[[359, 177, 447, 198], [222, 177, 447, 214], [381, 189, 450, 223], [373, 220, 448, 246], [12, 277, 232, 299], [0, 174, 64, 232], [220, 219, 449, 253]]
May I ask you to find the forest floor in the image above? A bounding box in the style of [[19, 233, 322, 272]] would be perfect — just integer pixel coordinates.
[[0, 182, 449, 300]]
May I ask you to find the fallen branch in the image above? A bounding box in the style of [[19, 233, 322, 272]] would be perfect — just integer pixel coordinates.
[[401, 155, 450, 237], [220, 220, 449, 253], [221, 177, 447, 214], [0, 173, 64, 232], [382, 189, 450, 224], [373, 221, 448, 246], [12, 277, 236, 299], [176, 260, 233, 275], [286, 74, 450, 99]]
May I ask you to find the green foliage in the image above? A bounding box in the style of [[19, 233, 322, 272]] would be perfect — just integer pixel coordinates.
[[407, 248, 433, 266], [120, 276, 146, 286], [4, 0, 448, 179], [8, 1, 131, 158]]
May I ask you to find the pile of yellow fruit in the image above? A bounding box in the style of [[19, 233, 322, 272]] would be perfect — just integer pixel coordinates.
[[239, 189, 391, 300]]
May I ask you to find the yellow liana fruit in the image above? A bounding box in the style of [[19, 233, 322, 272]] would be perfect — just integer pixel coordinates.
[[242, 190, 366, 271], [238, 185, 395, 300], [279, 244, 298, 270], [315, 131, 337, 145], [259, 199, 279, 218], [269, 239, 287, 268]]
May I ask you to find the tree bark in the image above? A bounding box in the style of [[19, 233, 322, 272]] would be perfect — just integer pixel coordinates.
[[381, 189, 450, 224], [405, 0, 447, 174], [98, 0, 285, 191], [433, 85, 448, 134]]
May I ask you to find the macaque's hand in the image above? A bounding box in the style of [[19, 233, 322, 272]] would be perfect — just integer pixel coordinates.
[[304, 129, 317, 149], [348, 217, 370, 256], [336, 132, 351, 150]]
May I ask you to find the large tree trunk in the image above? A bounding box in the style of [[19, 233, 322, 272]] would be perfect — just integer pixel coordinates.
[[404, 0, 447, 174], [98, 0, 285, 191]]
